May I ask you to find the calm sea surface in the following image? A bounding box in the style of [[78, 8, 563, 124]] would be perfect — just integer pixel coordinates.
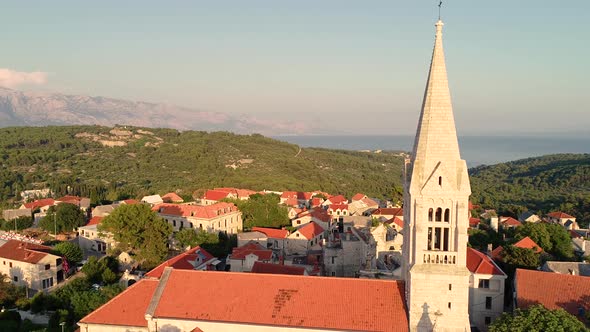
[[272, 135, 590, 167]]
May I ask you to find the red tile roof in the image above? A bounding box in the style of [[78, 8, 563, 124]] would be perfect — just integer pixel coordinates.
[[23, 198, 55, 210], [0, 240, 52, 264], [296, 222, 325, 240], [501, 217, 522, 227], [86, 216, 103, 226], [146, 246, 215, 278], [329, 204, 348, 211], [123, 199, 138, 205], [310, 197, 323, 207], [56, 195, 84, 204], [466, 247, 504, 275], [548, 211, 575, 219], [352, 193, 366, 201], [231, 242, 273, 260], [516, 268, 590, 319], [327, 195, 347, 204], [214, 188, 256, 199], [202, 189, 231, 201], [251, 262, 306, 276], [252, 227, 289, 239], [388, 217, 404, 229], [362, 197, 379, 207], [280, 191, 298, 199], [152, 269, 408, 331], [491, 236, 543, 260], [372, 208, 404, 217], [283, 197, 299, 207], [162, 192, 183, 203], [79, 278, 159, 327], [154, 202, 238, 219]]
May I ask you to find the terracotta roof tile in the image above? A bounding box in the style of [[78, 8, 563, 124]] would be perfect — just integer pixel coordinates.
[[154, 202, 238, 219], [548, 211, 575, 219], [23, 198, 55, 210], [231, 242, 273, 260], [516, 268, 590, 319], [327, 195, 347, 204], [501, 217, 522, 226], [202, 190, 231, 201], [251, 262, 306, 275], [153, 269, 408, 331], [162, 192, 183, 203], [0, 240, 52, 264], [251, 227, 289, 239], [466, 248, 504, 275], [146, 246, 215, 278], [86, 216, 103, 226], [352, 193, 366, 201], [329, 203, 348, 211], [372, 208, 404, 217], [491, 237, 543, 261], [79, 278, 159, 327], [296, 222, 325, 240]]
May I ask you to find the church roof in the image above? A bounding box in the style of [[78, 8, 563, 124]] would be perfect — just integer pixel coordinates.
[[411, 20, 461, 162]]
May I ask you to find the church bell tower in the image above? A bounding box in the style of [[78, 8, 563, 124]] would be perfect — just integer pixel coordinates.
[[402, 19, 472, 331]]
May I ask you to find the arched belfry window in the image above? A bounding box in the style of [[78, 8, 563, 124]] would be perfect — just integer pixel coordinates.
[[444, 208, 450, 222], [439, 176, 442, 186], [428, 208, 433, 222], [435, 208, 442, 222]]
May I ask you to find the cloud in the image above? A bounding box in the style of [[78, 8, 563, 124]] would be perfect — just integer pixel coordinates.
[[0, 68, 48, 88]]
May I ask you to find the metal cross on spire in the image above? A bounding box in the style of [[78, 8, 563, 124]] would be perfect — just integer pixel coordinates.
[[438, 1, 443, 20]]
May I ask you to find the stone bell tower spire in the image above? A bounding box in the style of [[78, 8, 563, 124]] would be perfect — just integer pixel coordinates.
[[402, 19, 472, 331]]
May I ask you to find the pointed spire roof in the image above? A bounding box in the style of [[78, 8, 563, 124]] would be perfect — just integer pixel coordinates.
[[411, 20, 461, 162]]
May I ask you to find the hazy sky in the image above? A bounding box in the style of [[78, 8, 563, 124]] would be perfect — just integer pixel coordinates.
[[1, 1, 588, 135]]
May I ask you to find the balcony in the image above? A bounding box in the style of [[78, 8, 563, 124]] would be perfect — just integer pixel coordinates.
[[423, 251, 457, 265]]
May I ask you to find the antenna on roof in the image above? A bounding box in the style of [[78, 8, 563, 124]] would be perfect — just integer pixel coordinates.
[[438, 0, 443, 20]]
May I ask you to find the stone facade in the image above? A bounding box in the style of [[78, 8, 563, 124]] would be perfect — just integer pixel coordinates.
[[402, 20, 472, 331]]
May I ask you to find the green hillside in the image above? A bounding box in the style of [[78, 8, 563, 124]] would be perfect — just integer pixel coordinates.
[[0, 126, 404, 205], [469, 154, 590, 226]]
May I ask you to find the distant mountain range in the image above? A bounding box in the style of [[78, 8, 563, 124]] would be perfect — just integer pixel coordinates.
[[0, 87, 308, 135]]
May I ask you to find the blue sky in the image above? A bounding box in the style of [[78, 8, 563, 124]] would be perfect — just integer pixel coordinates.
[[1, 1, 588, 135]]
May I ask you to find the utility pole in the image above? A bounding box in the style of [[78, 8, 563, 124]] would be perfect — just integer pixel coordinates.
[[54, 212, 57, 238]]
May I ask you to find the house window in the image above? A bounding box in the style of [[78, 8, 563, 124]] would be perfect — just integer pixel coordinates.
[[297, 220, 301, 225], [485, 317, 491, 325], [485, 297, 492, 309], [9, 262, 12, 268], [45, 264, 51, 270], [448, 284, 452, 291], [331, 272, 335, 276], [331, 257, 335, 264], [13, 276, 18, 282], [448, 302, 451, 309], [439, 176, 442, 186], [42, 277, 54, 289], [296, 233, 299, 237], [173, 220, 176, 227], [478, 279, 490, 289]]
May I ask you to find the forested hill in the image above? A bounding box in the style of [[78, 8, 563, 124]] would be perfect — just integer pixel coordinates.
[[0, 126, 404, 205], [469, 154, 590, 226]]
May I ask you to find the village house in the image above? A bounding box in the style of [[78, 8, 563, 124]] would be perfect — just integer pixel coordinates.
[[161, 192, 184, 203], [324, 222, 374, 277], [140, 195, 163, 206], [541, 261, 590, 277], [56, 195, 91, 211], [466, 248, 507, 331], [78, 268, 409, 332], [369, 207, 403, 221], [321, 194, 348, 207], [237, 231, 267, 247], [20, 198, 55, 213], [0, 239, 64, 292], [547, 211, 579, 230], [78, 216, 115, 255], [518, 211, 541, 223], [228, 241, 274, 272], [286, 221, 325, 255], [291, 207, 331, 229], [371, 222, 403, 269], [327, 203, 349, 217], [2, 208, 32, 221], [146, 246, 218, 278], [347, 197, 379, 216], [155, 202, 242, 235], [251, 227, 289, 250], [200, 189, 235, 205], [91, 204, 119, 218]]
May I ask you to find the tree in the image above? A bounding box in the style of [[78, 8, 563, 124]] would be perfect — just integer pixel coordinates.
[[175, 228, 218, 249], [226, 193, 289, 229], [515, 222, 552, 252], [53, 241, 84, 265], [489, 304, 587, 332], [502, 246, 540, 270], [99, 204, 172, 269], [0, 216, 33, 231], [0, 273, 25, 307], [39, 203, 85, 233]]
